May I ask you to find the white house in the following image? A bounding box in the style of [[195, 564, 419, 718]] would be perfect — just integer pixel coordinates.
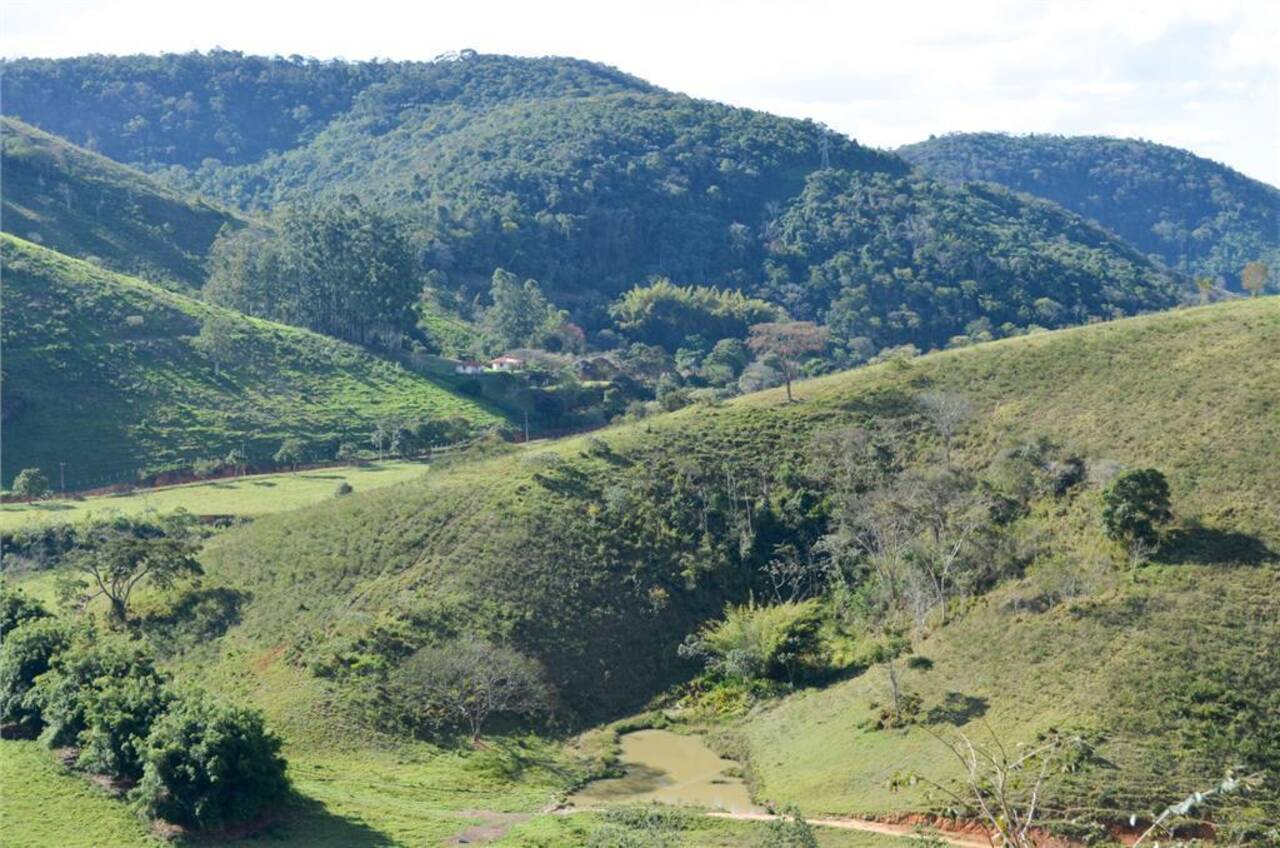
[[490, 355, 525, 371], [454, 360, 487, 375]]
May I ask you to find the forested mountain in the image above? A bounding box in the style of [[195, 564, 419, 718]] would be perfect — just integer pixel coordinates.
[[2, 51, 1185, 351], [0, 117, 245, 287], [0, 235, 500, 488], [758, 170, 1178, 349], [899, 132, 1280, 290]]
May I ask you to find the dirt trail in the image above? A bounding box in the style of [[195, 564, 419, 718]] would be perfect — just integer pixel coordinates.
[[704, 810, 991, 846], [550, 805, 991, 847]]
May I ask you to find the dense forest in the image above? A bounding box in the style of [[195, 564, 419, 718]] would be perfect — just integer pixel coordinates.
[[899, 132, 1280, 290]]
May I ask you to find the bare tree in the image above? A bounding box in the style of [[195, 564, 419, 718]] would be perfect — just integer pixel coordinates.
[[905, 726, 1085, 848], [1241, 260, 1269, 297], [1132, 772, 1265, 846], [917, 391, 972, 466]]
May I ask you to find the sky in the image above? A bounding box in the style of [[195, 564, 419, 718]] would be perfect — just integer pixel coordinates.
[[3, 0, 1278, 184]]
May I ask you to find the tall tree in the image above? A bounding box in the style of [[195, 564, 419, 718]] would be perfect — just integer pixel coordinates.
[[746, 321, 829, 402], [1241, 260, 1269, 297], [70, 534, 203, 623], [191, 315, 240, 376], [204, 198, 418, 345]]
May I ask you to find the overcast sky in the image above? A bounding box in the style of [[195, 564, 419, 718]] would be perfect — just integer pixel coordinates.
[[4, 0, 1277, 184]]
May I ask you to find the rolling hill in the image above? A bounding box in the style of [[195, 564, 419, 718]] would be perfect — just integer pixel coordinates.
[[0, 234, 503, 489], [898, 132, 1280, 290], [1, 117, 245, 288], [2, 53, 1186, 350], [180, 298, 1278, 835]]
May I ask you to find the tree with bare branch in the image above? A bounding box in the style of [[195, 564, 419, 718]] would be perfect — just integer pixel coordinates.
[[747, 321, 829, 402], [900, 726, 1088, 848], [918, 391, 972, 466]]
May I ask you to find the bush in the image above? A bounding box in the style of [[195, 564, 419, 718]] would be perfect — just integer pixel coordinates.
[[759, 804, 818, 848], [680, 600, 824, 684], [386, 638, 552, 740], [334, 482, 354, 497], [0, 617, 74, 734], [33, 638, 172, 778], [134, 694, 288, 828], [0, 585, 49, 639]]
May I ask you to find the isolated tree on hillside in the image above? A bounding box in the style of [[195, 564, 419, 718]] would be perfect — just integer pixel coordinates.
[[11, 468, 50, 503], [917, 391, 972, 466], [1241, 260, 1269, 297], [69, 534, 202, 623], [1101, 468, 1173, 563], [191, 315, 240, 376], [273, 438, 306, 472], [746, 321, 829, 402], [389, 638, 552, 742], [1193, 276, 1216, 305]]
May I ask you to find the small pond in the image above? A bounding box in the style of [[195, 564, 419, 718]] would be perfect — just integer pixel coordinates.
[[569, 728, 763, 813]]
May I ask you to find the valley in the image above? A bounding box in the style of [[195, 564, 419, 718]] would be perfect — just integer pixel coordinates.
[[0, 45, 1276, 848]]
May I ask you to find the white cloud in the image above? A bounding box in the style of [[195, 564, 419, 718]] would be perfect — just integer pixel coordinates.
[[2, 0, 1277, 183]]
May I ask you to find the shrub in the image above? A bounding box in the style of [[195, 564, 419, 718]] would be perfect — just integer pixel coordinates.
[[0, 617, 74, 733], [134, 694, 288, 828], [334, 482, 354, 497], [34, 638, 172, 778], [0, 585, 49, 639], [680, 600, 824, 684], [759, 804, 819, 848]]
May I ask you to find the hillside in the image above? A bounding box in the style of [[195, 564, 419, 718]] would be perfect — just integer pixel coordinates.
[[1, 117, 245, 287], [898, 133, 1280, 289], [1, 52, 1186, 353], [183, 299, 1278, 835], [0, 235, 502, 489]]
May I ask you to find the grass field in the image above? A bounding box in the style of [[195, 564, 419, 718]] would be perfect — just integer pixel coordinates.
[[0, 234, 504, 490], [0, 460, 431, 531]]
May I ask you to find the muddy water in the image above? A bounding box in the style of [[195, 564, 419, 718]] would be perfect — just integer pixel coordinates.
[[570, 729, 763, 813]]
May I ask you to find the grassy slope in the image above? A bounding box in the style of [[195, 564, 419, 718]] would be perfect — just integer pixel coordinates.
[[0, 235, 503, 489], [1, 117, 244, 288], [3, 300, 1274, 845], [187, 299, 1275, 824]]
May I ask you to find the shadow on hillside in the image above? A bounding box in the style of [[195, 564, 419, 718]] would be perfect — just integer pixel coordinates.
[[925, 692, 989, 726], [175, 792, 396, 847], [1156, 527, 1277, 566]]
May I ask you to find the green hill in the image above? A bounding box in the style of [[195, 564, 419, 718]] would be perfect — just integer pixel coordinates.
[[1, 53, 1184, 352], [183, 299, 1277, 831], [4, 298, 1276, 844], [0, 235, 502, 489], [898, 132, 1280, 290], [1, 117, 244, 288]]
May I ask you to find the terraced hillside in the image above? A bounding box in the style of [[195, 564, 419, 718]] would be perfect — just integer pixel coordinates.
[[0, 235, 503, 489], [1, 117, 244, 287]]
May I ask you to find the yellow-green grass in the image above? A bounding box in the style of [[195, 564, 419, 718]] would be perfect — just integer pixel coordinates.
[[4, 299, 1276, 843], [0, 460, 431, 531], [186, 298, 1276, 827], [1, 234, 504, 490]]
